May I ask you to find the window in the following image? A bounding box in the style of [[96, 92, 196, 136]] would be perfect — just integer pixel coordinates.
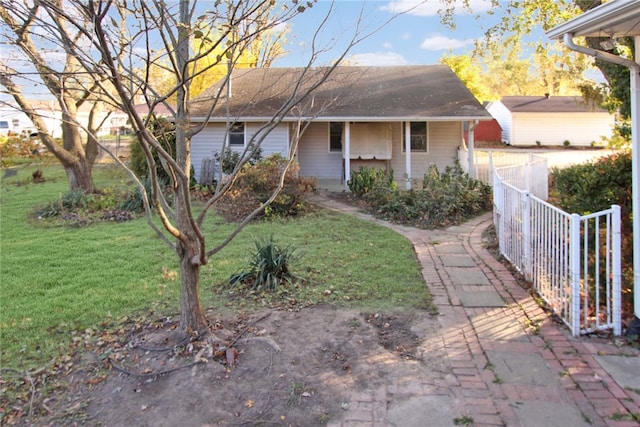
[[0, 121, 8, 129], [229, 122, 245, 146], [329, 122, 343, 152], [402, 122, 428, 152]]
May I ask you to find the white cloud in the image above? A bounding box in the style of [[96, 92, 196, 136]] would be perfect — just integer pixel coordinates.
[[420, 35, 475, 50], [346, 52, 409, 66], [383, 42, 393, 49], [381, 0, 493, 17]]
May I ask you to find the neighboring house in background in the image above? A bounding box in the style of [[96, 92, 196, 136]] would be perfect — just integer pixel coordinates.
[[189, 65, 492, 187], [486, 95, 615, 146], [0, 101, 129, 138], [0, 102, 51, 137]]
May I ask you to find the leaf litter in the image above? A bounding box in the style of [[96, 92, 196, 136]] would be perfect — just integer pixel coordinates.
[[1, 306, 445, 426]]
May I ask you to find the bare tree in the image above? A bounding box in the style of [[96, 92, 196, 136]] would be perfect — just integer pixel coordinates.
[[27, 0, 394, 337], [0, 1, 116, 192]]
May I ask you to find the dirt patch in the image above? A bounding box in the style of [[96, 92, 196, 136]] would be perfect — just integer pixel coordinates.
[[31, 306, 443, 426]]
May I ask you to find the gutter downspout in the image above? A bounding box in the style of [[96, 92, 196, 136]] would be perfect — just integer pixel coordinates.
[[563, 33, 640, 335]]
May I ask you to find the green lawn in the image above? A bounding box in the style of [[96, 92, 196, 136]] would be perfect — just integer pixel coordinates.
[[0, 162, 431, 369]]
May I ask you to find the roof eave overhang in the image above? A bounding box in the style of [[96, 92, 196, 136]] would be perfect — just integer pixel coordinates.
[[190, 115, 493, 123], [546, 0, 640, 39]]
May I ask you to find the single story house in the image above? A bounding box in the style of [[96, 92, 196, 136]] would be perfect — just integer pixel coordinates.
[[486, 95, 615, 147], [189, 65, 492, 188]]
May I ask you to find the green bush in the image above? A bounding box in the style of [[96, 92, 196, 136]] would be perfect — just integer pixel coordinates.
[[35, 186, 143, 222], [0, 134, 48, 165], [362, 164, 492, 229], [230, 236, 301, 292], [119, 179, 153, 213], [129, 117, 199, 193], [549, 151, 631, 216], [129, 116, 174, 179], [214, 144, 263, 174], [549, 150, 633, 317], [347, 166, 396, 196], [36, 190, 93, 218], [215, 154, 316, 220]]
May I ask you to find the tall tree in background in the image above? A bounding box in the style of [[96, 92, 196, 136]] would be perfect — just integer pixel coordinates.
[[438, 0, 628, 113], [29, 0, 390, 336], [442, 40, 594, 102], [148, 5, 290, 100]]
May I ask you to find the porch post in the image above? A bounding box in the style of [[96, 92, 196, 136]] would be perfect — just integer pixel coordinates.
[[344, 121, 351, 188], [468, 120, 477, 179], [405, 121, 411, 190]]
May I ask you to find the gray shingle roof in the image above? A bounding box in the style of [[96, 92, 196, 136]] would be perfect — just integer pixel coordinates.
[[190, 65, 491, 121], [499, 96, 608, 113]]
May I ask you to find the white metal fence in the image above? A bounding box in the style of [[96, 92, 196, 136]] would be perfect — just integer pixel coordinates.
[[459, 148, 549, 200], [492, 163, 622, 336]]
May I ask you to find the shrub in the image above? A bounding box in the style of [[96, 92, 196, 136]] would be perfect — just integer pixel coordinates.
[[128, 116, 198, 188], [119, 179, 153, 213], [549, 150, 633, 317], [230, 236, 301, 292], [0, 134, 47, 161], [549, 151, 631, 217], [362, 164, 492, 229], [36, 190, 91, 218], [214, 144, 263, 174], [347, 166, 396, 196], [35, 186, 143, 222], [215, 154, 316, 221]]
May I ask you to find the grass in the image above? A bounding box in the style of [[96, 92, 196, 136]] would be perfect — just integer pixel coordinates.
[[0, 162, 431, 369]]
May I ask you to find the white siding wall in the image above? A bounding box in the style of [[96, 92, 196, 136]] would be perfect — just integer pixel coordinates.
[[296, 122, 343, 179], [191, 122, 289, 181], [248, 123, 289, 156], [427, 122, 463, 171], [511, 112, 614, 146], [193, 120, 464, 182], [486, 101, 513, 144], [389, 121, 462, 182]]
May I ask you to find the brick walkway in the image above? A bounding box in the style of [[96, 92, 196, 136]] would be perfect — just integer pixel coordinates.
[[310, 192, 640, 427]]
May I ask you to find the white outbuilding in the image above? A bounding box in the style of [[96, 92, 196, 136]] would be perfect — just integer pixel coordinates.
[[486, 95, 615, 147]]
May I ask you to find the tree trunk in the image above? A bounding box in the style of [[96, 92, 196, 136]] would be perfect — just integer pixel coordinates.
[[178, 241, 209, 334], [63, 159, 95, 193]]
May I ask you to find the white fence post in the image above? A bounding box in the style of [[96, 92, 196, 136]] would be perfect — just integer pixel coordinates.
[[569, 213, 582, 337], [488, 150, 494, 182], [612, 205, 622, 336], [523, 192, 532, 281]]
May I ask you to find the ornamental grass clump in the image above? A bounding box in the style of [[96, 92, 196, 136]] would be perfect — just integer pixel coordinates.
[[230, 236, 302, 292]]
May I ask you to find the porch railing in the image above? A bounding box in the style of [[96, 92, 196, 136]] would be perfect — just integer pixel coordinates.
[[492, 164, 622, 336]]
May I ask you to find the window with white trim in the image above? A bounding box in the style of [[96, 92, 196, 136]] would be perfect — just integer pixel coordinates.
[[329, 122, 343, 152], [229, 122, 245, 146], [402, 122, 428, 152]]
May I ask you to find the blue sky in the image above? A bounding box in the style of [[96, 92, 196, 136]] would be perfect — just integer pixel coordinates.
[[1, 0, 558, 102], [273, 0, 511, 67]]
